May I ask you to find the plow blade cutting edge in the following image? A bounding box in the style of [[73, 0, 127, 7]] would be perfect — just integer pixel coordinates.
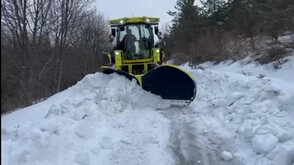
[[101, 67, 140, 85]]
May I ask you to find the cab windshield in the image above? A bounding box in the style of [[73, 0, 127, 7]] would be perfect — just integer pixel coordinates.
[[116, 24, 154, 60]]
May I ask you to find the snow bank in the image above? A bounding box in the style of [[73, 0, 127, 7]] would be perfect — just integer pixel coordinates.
[[278, 34, 294, 43], [1, 73, 173, 165], [196, 55, 294, 83], [183, 61, 294, 165]]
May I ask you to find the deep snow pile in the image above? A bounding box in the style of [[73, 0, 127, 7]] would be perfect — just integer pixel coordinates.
[[2, 58, 294, 165], [1, 73, 173, 165], [183, 59, 294, 164]]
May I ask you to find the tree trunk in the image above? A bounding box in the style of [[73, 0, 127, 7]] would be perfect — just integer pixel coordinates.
[[56, 59, 63, 92]]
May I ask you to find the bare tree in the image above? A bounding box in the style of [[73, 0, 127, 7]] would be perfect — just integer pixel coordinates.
[[1, 0, 110, 113], [62, 11, 110, 86], [48, 0, 94, 92], [2, 0, 41, 106]]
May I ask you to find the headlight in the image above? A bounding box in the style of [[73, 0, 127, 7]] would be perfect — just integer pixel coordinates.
[[115, 51, 120, 55], [120, 20, 124, 24]]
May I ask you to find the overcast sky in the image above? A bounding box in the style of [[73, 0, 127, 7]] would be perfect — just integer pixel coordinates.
[[96, 0, 201, 27]]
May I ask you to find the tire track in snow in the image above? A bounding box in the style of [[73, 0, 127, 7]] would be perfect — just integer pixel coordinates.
[[160, 105, 243, 165], [160, 107, 208, 165]]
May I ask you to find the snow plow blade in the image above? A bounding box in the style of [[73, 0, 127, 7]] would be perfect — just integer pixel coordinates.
[[142, 65, 196, 105]]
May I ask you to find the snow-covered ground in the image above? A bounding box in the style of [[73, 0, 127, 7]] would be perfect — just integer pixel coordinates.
[[2, 57, 294, 165], [185, 61, 294, 165], [195, 55, 294, 83]]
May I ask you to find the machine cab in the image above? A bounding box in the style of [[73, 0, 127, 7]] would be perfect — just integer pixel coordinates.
[[107, 17, 163, 75], [108, 17, 162, 62], [116, 24, 154, 60]]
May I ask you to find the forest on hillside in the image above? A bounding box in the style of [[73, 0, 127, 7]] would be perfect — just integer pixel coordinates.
[[1, 0, 294, 113], [164, 0, 294, 67]]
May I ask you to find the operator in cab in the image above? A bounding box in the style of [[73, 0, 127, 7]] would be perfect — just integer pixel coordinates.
[[122, 29, 137, 55]]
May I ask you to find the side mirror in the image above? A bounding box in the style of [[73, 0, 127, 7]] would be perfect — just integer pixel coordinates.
[[109, 28, 116, 42], [154, 26, 159, 35], [109, 34, 115, 42], [157, 32, 162, 39], [111, 28, 116, 37]]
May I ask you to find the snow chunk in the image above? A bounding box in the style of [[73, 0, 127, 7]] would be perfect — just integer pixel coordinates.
[[267, 145, 285, 160], [277, 131, 293, 142], [72, 108, 86, 121], [256, 124, 277, 135], [91, 147, 100, 155], [238, 119, 262, 138], [39, 119, 59, 135], [261, 88, 281, 100], [45, 105, 61, 118], [221, 151, 233, 161], [74, 121, 96, 139], [100, 136, 113, 149], [74, 152, 90, 165], [273, 147, 294, 165], [252, 134, 279, 154]]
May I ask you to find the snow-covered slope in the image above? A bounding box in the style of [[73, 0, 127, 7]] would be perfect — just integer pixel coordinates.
[[1, 74, 173, 165], [195, 55, 294, 83], [2, 59, 294, 165]]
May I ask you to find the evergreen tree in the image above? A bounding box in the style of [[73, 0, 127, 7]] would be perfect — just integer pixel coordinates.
[[200, 0, 234, 31], [166, 0, 200, 65]]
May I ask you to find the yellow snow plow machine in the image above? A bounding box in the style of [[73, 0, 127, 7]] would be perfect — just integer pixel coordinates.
[[101, 17, 196, 105]]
